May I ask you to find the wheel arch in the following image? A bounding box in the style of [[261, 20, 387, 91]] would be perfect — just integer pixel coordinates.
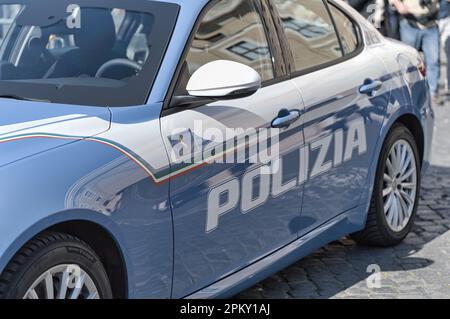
[[47, 220, 128, 299], [357, 109, 426, 216], [393, 113, 425, 166], [0, 210, 130, 299]]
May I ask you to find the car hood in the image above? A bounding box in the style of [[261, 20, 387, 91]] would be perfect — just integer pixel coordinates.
[[0, 99, 111, 167]]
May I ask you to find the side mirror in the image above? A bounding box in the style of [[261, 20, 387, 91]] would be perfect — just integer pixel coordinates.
[[187, 60, 261, 99], [170, 60, 261, 109]]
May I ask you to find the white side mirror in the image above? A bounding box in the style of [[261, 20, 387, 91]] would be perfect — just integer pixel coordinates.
[[186, 60, 261, 99]]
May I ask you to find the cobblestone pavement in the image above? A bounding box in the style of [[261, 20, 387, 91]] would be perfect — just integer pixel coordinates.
[[237, 78, 450, 300]]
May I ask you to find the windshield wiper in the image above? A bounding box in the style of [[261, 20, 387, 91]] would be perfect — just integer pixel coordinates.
[[0, 94, 50, 103]]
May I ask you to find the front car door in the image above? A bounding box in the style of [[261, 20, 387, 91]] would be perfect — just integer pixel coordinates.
[[160, 0, 306, 298], [270, 0, 390, 236]]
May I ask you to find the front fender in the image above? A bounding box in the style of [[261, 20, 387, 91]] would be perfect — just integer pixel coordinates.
[[0, 115, 173, 298], [0, 208, 133, 293]]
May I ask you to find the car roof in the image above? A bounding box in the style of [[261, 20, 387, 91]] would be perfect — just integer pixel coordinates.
[[148, 0, 209, 18], [151, 0, 209, 8]]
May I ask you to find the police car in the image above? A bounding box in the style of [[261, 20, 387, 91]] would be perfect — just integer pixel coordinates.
[[0, 0, 434, 299]]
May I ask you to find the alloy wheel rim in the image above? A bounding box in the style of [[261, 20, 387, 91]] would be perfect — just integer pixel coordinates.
[[23, 264, 99, 299], [382, 139, 418, 232]]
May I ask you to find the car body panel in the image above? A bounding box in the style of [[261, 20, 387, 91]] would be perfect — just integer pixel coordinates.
[[187, 205, 366, 299], [161, 80, 306, 298], [0, 0, 434, 299], [0, 102, 174, 298], [293, 46, 391, 237], [0, 100, 111, 167]]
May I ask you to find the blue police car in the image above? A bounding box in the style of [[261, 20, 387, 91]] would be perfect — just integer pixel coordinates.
[[0, 0, 434, 299]]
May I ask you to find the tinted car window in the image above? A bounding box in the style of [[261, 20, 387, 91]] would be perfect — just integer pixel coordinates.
[[272, 0, 342, 72], [0, 0, 179, 107], [0, 4, 21, 40], [184, 0, 274, 83], [329, 4, 358, 55]]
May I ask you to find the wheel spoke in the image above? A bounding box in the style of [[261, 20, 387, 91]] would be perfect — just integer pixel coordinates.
[[389, 196, 398, 226], [390, 150, 399, 173], [27, 289, 39, 299], [399, 167, 414, 182], [401, 182, 416, 190], [399, 144, 407, 171], [58, 269, 70, 299], [386, 158, 395, 177], [395, 144, 403, 172], [384, 173, 393, 183], [384, 193, 394, 212], [400, 153, 411, 175], [87, 291, 99, 299], [44, 272, 54, 299], [391, 196, 399, 227], [396, 195, 404, 227], [383, 186, 393, 197], [69, 274, 86, 299], [400, 189, 414, 206], [398, 192, 410, 220]]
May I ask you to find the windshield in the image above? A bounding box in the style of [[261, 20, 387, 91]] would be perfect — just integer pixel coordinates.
[[0, 0, 179, 106]]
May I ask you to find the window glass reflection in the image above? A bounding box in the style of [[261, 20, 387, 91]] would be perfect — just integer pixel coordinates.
[[273, 0, 342, 72], [329, 4, 358, 55], [186, 0, 274, 82]]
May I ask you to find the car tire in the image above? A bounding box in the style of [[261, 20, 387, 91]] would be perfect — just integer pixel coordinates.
[[0, 231, 113, 299], [350, 124, 421, 246]]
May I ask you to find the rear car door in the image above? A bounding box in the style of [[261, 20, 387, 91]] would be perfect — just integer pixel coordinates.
[[160, 0, 305, 298], [270, 0, 390, 236]]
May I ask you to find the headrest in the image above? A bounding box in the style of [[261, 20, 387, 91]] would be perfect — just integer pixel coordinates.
[[74, 8, 116, 53]]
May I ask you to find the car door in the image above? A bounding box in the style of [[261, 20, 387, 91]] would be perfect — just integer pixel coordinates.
[[160, 0, 305, 298], [270, 0, 390, 236]]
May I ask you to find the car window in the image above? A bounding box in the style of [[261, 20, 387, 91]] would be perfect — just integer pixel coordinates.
[[182, 0, 274, 90], [127, 25, 150, 64], [45, 9, 128, 52], [272, 0, 343, 73], [0, 0, 178, 107], [328, 4, 358, 55], [0, 4, 21, 41]]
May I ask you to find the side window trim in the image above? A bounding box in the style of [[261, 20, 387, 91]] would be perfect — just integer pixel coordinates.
[[258, 0, 288, 81], [323, 0, 346, 57], [326, 0, 364, 55], [267, 0, 364, 79], [263, 0, 295, 78], [163, 0, 287, 112], [253, 0, 276, 79]]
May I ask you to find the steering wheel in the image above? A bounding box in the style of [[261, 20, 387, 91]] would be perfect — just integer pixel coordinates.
[[95, 58, 143, 78]]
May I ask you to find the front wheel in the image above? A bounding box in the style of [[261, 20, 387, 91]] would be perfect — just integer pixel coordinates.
[[0, 231, 113, 299], [351, 124, 421, 246]]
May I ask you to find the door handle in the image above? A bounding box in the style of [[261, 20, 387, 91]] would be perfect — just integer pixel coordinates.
[[271, 109, 301, 129], [359, 79, 383, 97]]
